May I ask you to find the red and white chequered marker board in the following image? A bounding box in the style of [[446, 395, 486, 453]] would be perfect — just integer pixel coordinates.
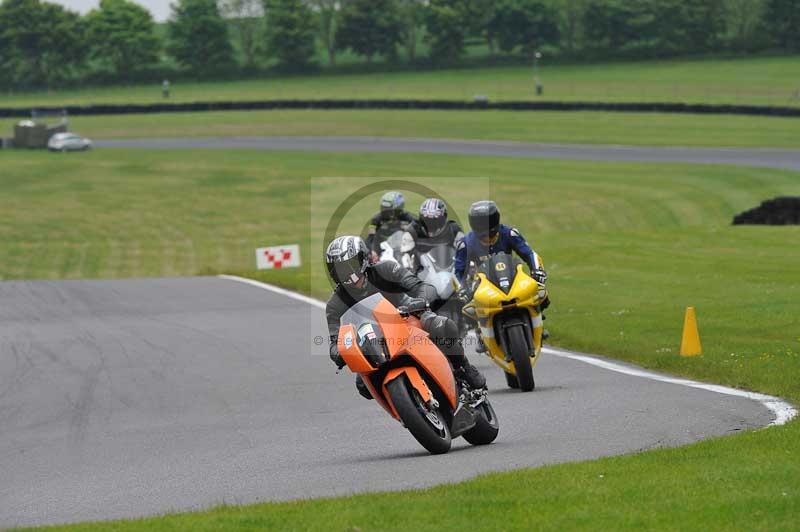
[[255, 244, 301, 270]]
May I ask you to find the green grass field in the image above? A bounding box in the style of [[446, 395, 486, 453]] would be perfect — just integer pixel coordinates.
[[4, 148, 799, 530], [4, 55, 800, 108], [3, 109, 799, 148]]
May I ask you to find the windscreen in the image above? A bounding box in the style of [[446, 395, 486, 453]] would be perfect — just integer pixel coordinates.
[[339, 293, 390, 365], [384, 230, 405, 254], [477, 252, 523, 294], [425, 244, 455, 272]]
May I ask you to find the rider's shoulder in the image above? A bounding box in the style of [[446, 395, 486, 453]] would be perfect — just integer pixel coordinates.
[[369, 213, 382, 225], [408, 219, 423, 235], [447, 219, 463, 232], [464, 231, 480, 246], [505, 225, 524, 239], [373, 260, 403, 277], [326, 288, 345, 311]]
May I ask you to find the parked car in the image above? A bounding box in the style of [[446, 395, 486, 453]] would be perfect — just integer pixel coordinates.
[[48, 132, 92, 152]]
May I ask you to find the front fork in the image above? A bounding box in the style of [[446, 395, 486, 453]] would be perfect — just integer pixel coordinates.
[[481, 311, 543, 373]]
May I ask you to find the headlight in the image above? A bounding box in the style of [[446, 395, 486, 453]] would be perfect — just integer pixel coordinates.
[[358, 323, 388, 367]]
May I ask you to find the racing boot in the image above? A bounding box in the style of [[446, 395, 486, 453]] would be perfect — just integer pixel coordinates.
[[355, 375, 373, 400], [455, 360, 486, 390]]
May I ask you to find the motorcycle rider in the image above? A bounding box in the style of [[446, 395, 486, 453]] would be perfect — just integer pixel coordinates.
[[409, 198, 464, 255], [365, 191, 415, 258], [455, 201, 550, 349], [410, 198, 466, 332], [325, 235, 486, 398]]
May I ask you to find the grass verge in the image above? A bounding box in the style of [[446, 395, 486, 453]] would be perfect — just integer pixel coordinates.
[[4, 149, 798, 530], [3, 56, 800, 108], [3, 109, 800, 148]]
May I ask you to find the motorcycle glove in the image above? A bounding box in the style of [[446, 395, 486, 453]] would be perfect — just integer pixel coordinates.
[[533, 268, 548, 285], [329, 343, 346, 369], [539, 295, 551, 311], [398, 297, 429, 316], [456, 288, 471, 304], [355, 375, 373, 400]]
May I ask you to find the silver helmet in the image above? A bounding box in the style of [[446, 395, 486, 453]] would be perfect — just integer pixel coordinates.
[[325, 235, 369, 285]]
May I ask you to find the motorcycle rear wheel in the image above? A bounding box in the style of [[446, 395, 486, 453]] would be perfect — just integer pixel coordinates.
[[463, 400, 499, 445], [387, 376, 452, 455], [507, 325, 535, 391]]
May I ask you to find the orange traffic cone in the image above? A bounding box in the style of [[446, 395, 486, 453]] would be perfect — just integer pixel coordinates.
[[680, 306, 702, 357]]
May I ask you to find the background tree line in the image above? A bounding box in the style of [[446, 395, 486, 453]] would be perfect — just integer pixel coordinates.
[[1, 0, 798, 90]]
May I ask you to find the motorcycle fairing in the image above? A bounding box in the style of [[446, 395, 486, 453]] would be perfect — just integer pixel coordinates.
[[371, 298, 458, 409], [338, 323, 378, 374], [381, 366, 432, 420], [463, 259, 546, 374]]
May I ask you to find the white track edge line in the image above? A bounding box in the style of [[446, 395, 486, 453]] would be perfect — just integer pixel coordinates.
[[218, 274, 797, 427], [218, 274, 327, 310], [542, 346, 796, 427]]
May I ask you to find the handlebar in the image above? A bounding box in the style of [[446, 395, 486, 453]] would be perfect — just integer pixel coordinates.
[[397, 299, 429, 317]]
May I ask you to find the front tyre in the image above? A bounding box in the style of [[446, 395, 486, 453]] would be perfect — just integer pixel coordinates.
[[463, 400, 499, 445], [387, 376, 451, 454], [504, 371, 519, 389], [507, 325, 535, 391]]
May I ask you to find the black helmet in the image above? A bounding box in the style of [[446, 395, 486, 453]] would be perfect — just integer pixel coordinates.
[[379, 191, 405, 220], [468, 200, 500, 240], [325, 236, 369, 285], [419, 198, 448, 237]]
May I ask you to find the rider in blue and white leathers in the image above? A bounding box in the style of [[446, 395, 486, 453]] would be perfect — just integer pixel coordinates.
[[455, 201, 545, 286]]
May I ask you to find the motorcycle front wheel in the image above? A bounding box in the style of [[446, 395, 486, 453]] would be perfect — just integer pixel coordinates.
[[387, 376, 452, 455], [504, 371, 520, 389], [507, 324, 535, 391]]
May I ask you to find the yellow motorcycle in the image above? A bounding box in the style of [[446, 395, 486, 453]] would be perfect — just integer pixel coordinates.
[[462, 252, 547, 392]]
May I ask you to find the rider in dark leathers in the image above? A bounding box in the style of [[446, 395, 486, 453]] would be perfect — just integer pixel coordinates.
[[325, 235, 486, 398], [364, 191, 416, 256], [409, 198, 467, 332], [409, 198, 464, 256]]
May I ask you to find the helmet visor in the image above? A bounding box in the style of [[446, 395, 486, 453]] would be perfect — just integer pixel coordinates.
[[379, 208, 397, 221], [478, 230, 500, 246], [422, 215, 447, 237], [331, 256, 366, 285]]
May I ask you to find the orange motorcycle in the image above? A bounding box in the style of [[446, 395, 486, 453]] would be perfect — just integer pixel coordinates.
[[338, 294, 499, 454]]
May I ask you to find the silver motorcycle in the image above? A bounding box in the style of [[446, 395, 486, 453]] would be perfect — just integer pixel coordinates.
[[417, 243, 466, 335]]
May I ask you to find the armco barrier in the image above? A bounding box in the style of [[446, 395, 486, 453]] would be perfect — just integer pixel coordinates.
[[1, 100, 800, 118]]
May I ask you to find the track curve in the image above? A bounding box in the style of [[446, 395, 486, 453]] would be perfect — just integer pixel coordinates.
[[0, 277, 777, 528], [96, 136, 800, 171]]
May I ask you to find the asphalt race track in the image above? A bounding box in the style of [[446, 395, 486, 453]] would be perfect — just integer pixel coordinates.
[[97, 137, 800, 171], [0, 277, 776, 528]]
